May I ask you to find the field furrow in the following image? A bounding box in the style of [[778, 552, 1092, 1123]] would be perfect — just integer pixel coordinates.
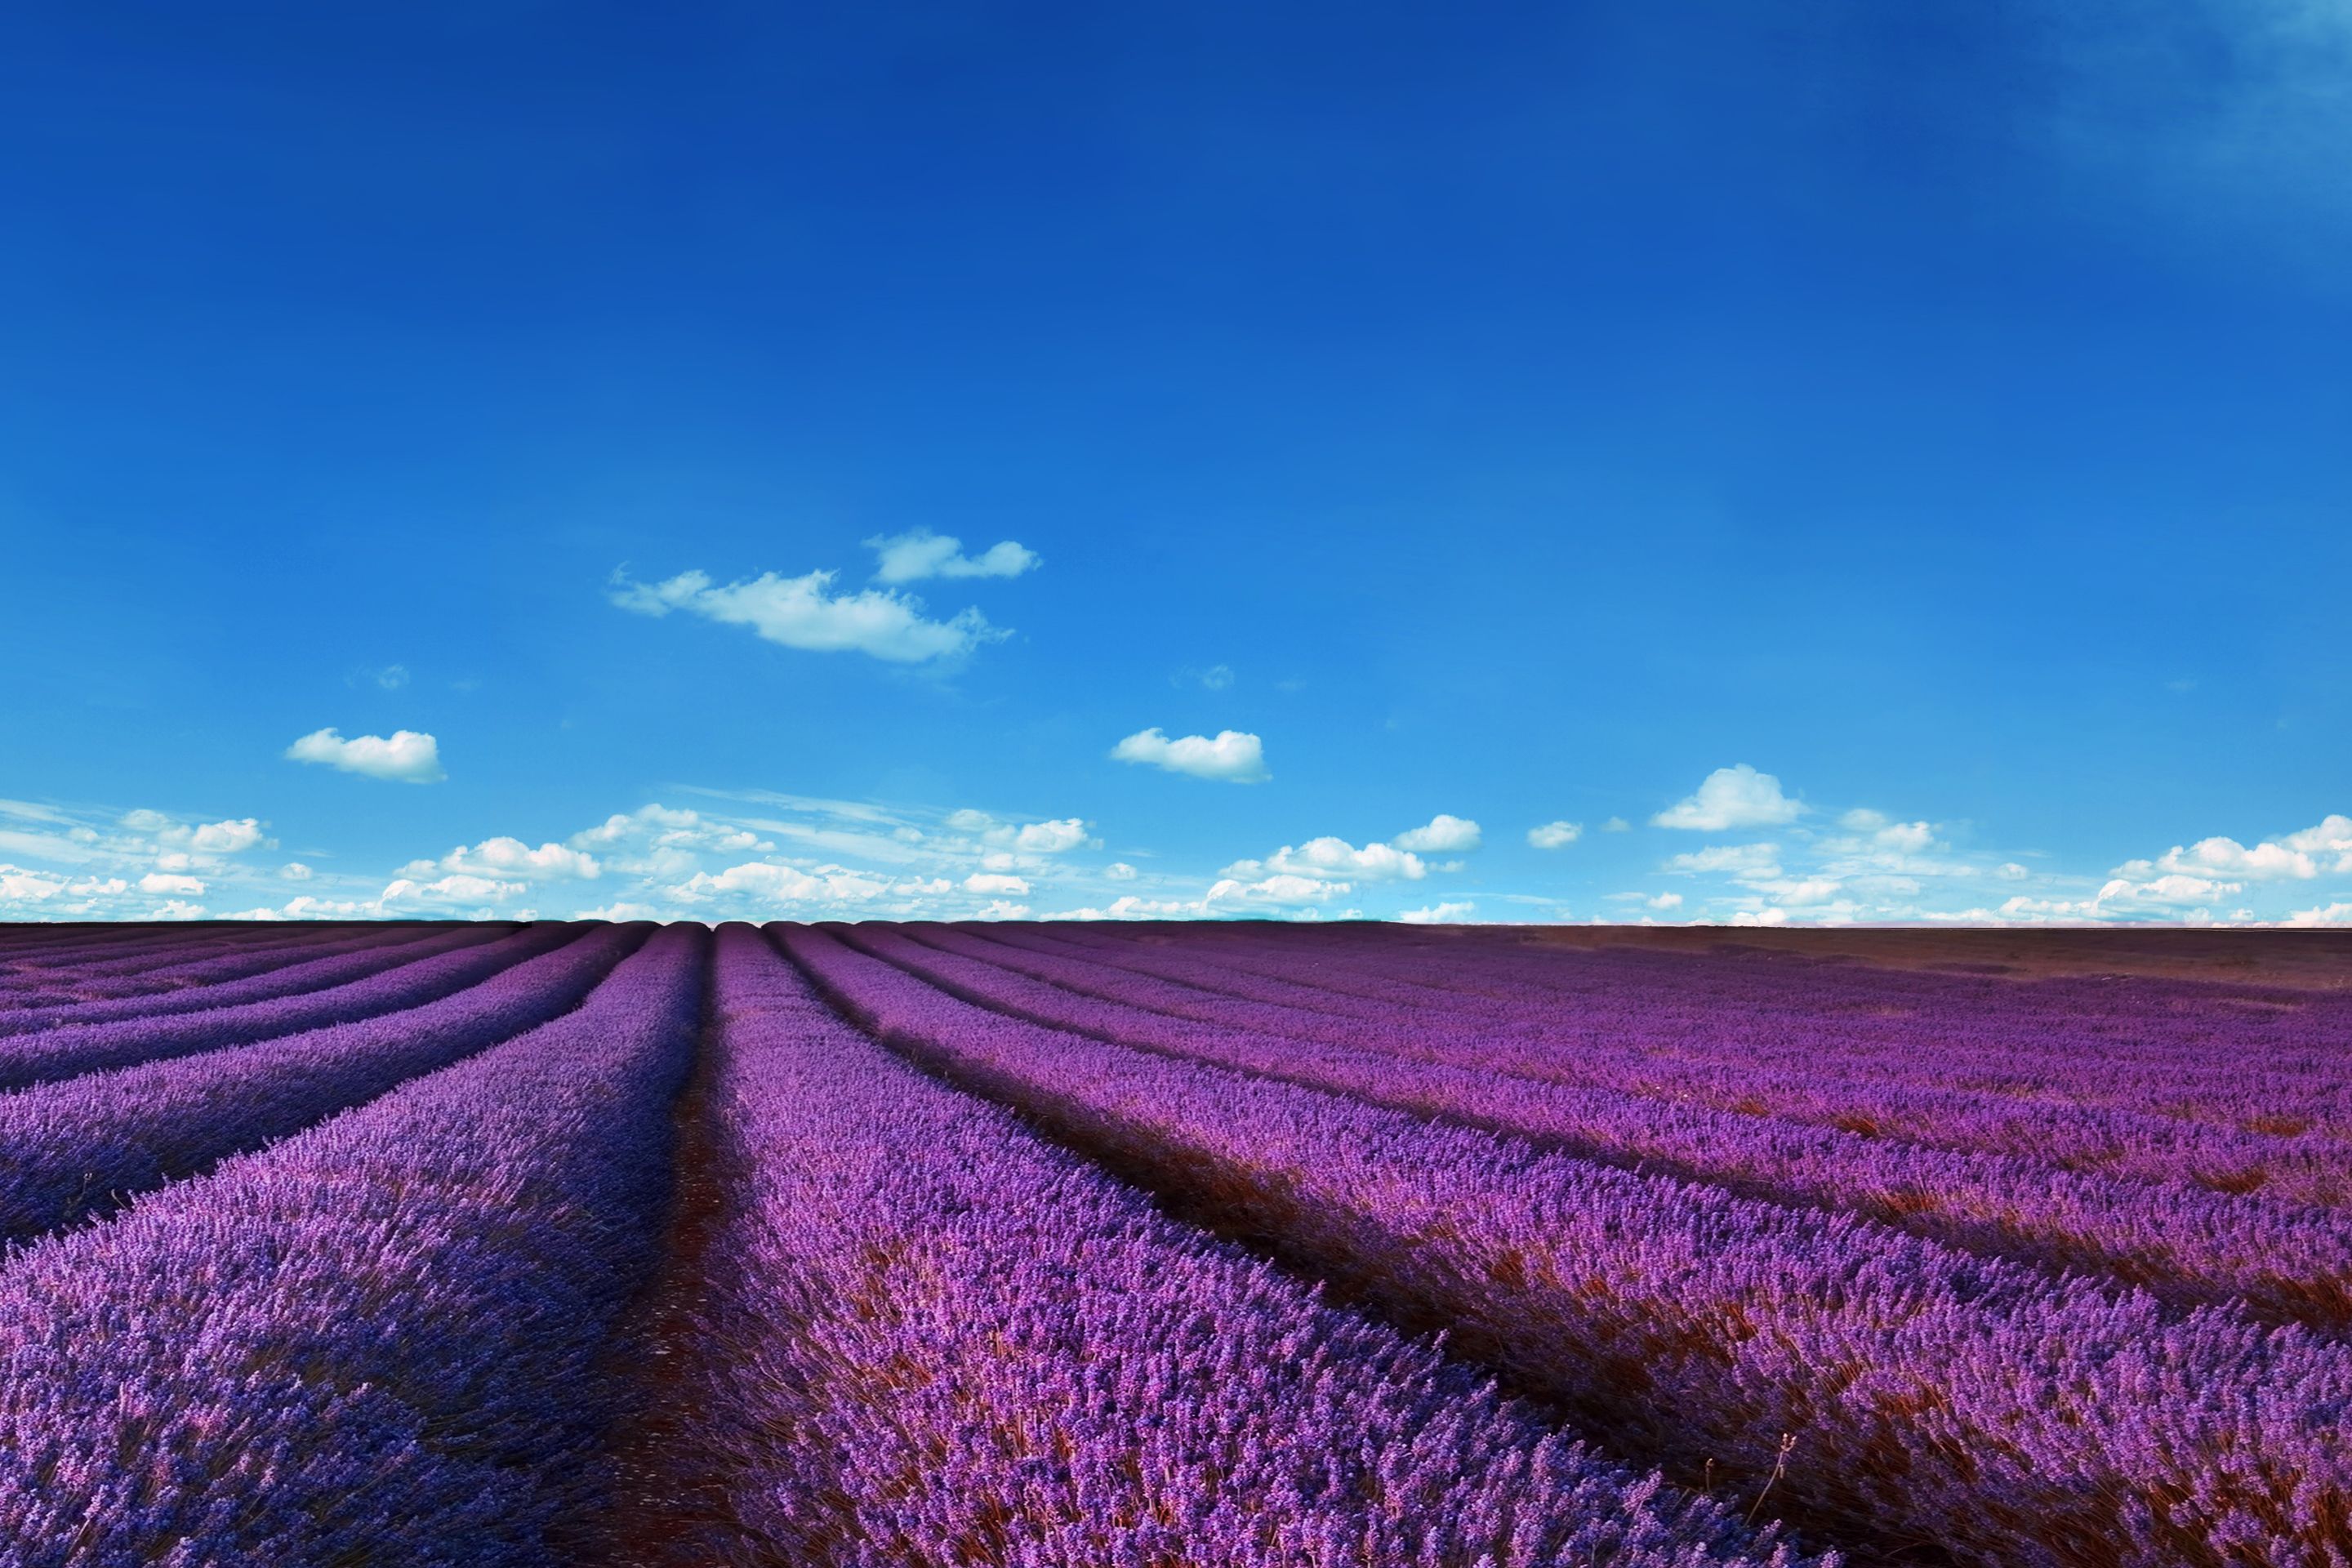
[[602, 922, 1822, 1568]]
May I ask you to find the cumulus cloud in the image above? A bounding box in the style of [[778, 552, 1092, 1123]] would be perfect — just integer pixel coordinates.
[[2118, 816, 2352, 882], [1647, 892, 1684, 911], [973, 899, 1032, 920], [1399, 901, 1477, 924], [1104, 862, 1138, 881], [1111, 728, 1268, 782], [1206, 873, 1348, 908], [415, 837, 603, 882], [1997, 862, 2030, 881], [286, 728, 444, 783], [138, 871, 207, 895], [1226, 838, 1426, 883], [1049, 895, 1200, 920], [2097, 873, 2242, 906], [945, 810, 1097, 854], [964, 872, 1031, 896], [1392, 814, 1482, 853], [611, 568, 1004, 664], [2287, 902, 2352, 927], [1527, 821, 1584, 849], [1653, 764, 1801, 831], [381, 873, 527, 906], [866, 529, 1040, 584]]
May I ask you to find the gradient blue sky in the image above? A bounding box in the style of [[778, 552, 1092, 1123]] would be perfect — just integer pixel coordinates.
[[2, 2, 2346, 925]]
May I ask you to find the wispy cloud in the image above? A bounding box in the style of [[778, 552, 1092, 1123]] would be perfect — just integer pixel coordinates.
[[865, 528, 1040, 584], [612, 567, 1005, 664]]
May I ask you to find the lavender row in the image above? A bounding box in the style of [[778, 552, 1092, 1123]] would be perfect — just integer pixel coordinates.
[[0, 923, 706, 1566], [0, 922, 334, 982], [1030, 924, 2352, 1201], [11, 922, 362, 984], [0, 921, 584, 1091], [612, 923, 1818, 1568], [874, 924, 2352, 1328], [1118, 925, 2352, 1134], [781, 924, 2352, 1568], [0, 921, 648, 1250], [0, 923, 510, 1038]]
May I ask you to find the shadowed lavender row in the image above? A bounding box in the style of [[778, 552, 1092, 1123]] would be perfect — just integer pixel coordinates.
[[778, 923, 2352, 1568], [612, 923, 1821, 1568], [883, 922, 2352, 1325], [0, 920, 584, 1090], [0, 921, 649, 1249], [0, 924, 704, 1566]]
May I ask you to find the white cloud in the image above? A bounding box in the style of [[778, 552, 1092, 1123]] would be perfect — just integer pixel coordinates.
[[1399, 901, 1477, 924], [138, 872, 207, 896], [1111, 728, 1268, 782], [143, 817, 270, 853], [1227, 838, 1427, 883], [1206, 873, 1348, 908], [286, 728, 444, 783], [575, 804, 705, 846], [381, 873, 527, 906], [866, 529, 1040, 584], [150, 899, 207, 920], [1392, 814, 1481, 853], [1013, 818, 1089, 853], [1104, 862, 1138, 882], [1665, 843, 1783, 878], [2096, 873, 2243, 906], [1647, 892, 1684, 911], [579, 902, 671, 921], [964, 873, 1031, 896], [2286, 902, 2352, 927], [2118, 815, 2352, 882], [1527, 821, 1584, 849], [1839, 809, 1939, 853], [2282, 814, 2352, 859], [0, 864, 68, 903], [1652, 764, 1802, 831], [1601, 817, 1631, 832], [1730, 909, 1791, 927], [421, 837, 603, 882], [973, 899, 1032, 920], [1050, 895, 1200, 920], [1997, 862, 2030, 881], [611, 568, 1004, 664]]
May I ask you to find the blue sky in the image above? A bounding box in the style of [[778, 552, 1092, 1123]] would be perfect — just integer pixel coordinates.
[[2, 2, 2346, 926]]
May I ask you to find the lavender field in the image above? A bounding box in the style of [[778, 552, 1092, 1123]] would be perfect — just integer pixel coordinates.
[[2, 919, 2348, 1567]]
